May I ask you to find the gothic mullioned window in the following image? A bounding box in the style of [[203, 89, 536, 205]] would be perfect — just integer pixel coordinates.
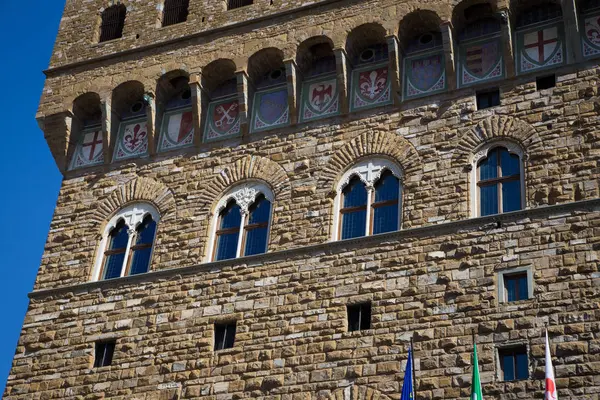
[[334, 159, 402, 240], [99, 4, 126, 43], [93, 203, 159, 281], [208, 183, 273, 261], [471, 143, 525, 217]]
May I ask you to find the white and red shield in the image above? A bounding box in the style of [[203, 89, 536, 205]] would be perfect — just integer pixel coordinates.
[[585, 16, 600, 45], [166, 110, 193, 144], [81, 130, 103, 161], [524, 27, 559, 64], [359, 67, 388, 100], [213, 100, 239, 133], [309, 80, 336, 111], [123, 122, 148, 153]]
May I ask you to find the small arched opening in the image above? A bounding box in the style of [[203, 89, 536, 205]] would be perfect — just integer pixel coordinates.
[[69, 92, 104, 170], [156, 71, 194, 152], [111, 81, 149, 161], [202, 59, 241, 142]]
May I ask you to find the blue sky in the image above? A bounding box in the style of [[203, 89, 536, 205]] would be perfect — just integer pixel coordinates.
[[0, 1, 64, 393]]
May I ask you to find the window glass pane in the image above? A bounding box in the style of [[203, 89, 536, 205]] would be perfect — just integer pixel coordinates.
[[245, 226, 268, 256], [220, 202, 242, 230], [500, 149, 520, 177], [103, 253, 125, 280], [479, 149, 498, 181], [502, 180, 522, 212], [109, 220, 129, 250], [480, 184, 498, 216], [216, 232, 239, 261], [343, 178, 368, 208], [502, 353, 515, 381], [515, 352, 529, 379], [136, 216, 156, 245], [374, 172, 399, 202], [373, 204, 399, 235], [130, 247, 152, 275], [248, 196, 270, 224], [505, 276, 517, 302], [341, 210, 367, 240], [518, 275, 529, 300]]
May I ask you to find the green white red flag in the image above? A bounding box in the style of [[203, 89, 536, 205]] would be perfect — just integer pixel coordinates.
[[471, 339, 483, 400], [545, 330, 558, 400]]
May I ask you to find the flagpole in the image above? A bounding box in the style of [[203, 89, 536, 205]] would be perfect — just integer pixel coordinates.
[[410, 336, 416, 399]]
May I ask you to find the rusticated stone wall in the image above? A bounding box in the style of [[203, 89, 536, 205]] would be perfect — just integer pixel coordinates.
[[4, 202, 600, 399]]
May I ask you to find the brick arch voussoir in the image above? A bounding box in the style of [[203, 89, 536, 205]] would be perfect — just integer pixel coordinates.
[[198, 155, 291, 208], [91, 177, 176, 226], [452, 115, 544, 168], [320, 131, 422, 192]]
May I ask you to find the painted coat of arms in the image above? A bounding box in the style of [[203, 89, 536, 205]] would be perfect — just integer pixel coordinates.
[[159, 109, 194, 151], [114, 120, 149, 160], [461, 40, 503, 86], [405, 53, 446, 98], [204, 98, 241, 141], [300, 78, 339, 122], [70, 129, 104, 169], [519, 25, 564, 72], [583, 15, 600, 57], [351, 66, 392, 111], [251, 88, 289, 132]]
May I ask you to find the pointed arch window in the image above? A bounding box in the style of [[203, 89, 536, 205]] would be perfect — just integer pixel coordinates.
[[334, 159, 403, 241], [209, 183, 273, 261], [471, 143, 525, 217], [94, 203, 159, 281]]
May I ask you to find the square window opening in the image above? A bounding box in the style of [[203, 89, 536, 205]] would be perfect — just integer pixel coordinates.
[[214, 322, 236, 351], [476, 88, 500, 110], [227, 0, 253, 10], [503, 272, 529, 302], [347, 302, 372, 332], [94, 340, 116, 368], [536, 74, 555, 90], [498, 345, 529, 381]]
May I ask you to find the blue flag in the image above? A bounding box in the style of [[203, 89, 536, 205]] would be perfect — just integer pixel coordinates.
[[401, 347, 414, 400]]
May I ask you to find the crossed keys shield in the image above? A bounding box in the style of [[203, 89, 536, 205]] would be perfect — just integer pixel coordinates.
[[213, 100, 239, 132]]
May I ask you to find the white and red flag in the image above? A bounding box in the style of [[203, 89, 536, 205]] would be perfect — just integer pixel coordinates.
[[545, 330, 558, 400]]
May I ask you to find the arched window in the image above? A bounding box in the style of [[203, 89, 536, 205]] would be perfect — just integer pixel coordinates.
[[93, 203, 159, 281], [209, 183, 273, 261], [334, 159, 402, 240], [162, 0, 189, 26], [99, 4, 126, 43], [471, 144, 525, 216]]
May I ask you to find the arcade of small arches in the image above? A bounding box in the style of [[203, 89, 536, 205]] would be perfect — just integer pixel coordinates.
[[92, 141, 525, 281], [65, 0, 600, 171]]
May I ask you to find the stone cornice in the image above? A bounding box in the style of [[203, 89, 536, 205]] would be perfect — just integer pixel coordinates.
[[28, 198, 600, 300]]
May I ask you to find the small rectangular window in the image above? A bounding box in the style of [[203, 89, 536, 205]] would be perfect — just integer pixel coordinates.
[[347, 302, 371, 332], [503, 272, 529, 302], [536, 74, 555, 90], [94, 341, 115, 368], [227, 0, 253, 10], [499, 346, 528, 381], [214, 322, 236, 351], [476, 89, 500, 110]]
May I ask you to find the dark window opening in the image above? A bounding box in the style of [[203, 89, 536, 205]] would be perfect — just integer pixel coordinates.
[[536, 74, 556, 90], [476, 89, 500, 110], [214, 322, 236, 351], [504, 272, 529, 302], [163, 0, 189, 27], [499, 346, 528, 381], [227, 0, 253, 10], [99, 4, 126, 43], [94, 341, 115, 368], [347, 302, 371, 332]]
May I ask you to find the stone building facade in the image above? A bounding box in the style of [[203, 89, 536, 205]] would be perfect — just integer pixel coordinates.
[[4, 0, 600, 398]]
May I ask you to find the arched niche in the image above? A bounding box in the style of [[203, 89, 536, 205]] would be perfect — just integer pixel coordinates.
[[247, 48, 290, 132], [68, 92, 104, 170], [111, 80, 149, 161], [156, 70, 195, 152], [201, 59, 241, 142]]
